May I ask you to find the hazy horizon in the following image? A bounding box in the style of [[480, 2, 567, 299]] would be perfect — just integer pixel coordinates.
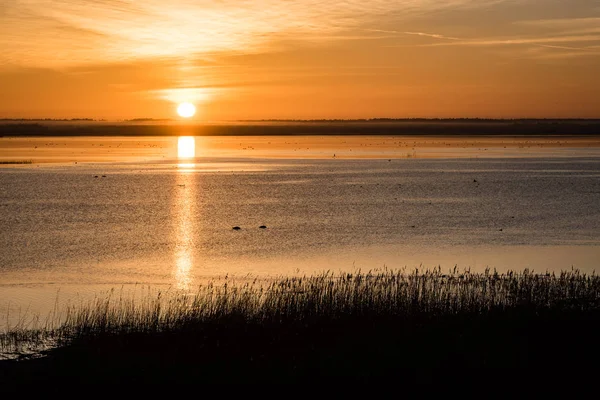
[[3, 117, 600, 122]]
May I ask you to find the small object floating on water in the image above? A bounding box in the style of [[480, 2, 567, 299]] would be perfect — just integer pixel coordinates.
[[94, 175, 98, 178], [410, 225, 416, 228], [499, 229, 503, 231], [259, 225, 267, 229], [473, 179, 478, 183], [232, 226, 241, 230], [102, 175, 106, 178]]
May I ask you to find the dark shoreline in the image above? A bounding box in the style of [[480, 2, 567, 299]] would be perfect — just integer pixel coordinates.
[[1, 269, 599, 384], [2, 119, 600, 137], [2, 309, 598, 385]]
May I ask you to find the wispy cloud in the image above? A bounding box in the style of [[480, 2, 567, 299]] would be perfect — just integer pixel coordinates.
[[0, 0, 502, 67], [365, 29, 460, 41], [515, 17, 600, 37], [149, 87, 222, 104], [421, 35, 600, 47], [385, 13, 600, 60], [516, 17, 600, 28], [537, 44, 593, 51]]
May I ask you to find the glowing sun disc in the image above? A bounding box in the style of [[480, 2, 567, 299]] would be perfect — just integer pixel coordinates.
[[177, 102, 196, 118]]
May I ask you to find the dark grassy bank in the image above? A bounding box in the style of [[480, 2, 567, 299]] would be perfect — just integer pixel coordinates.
[[0, 160, 33, 164], [1, 119, 600, 137], [1, 268, 599, 384]]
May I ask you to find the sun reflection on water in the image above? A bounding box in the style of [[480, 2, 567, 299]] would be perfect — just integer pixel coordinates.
[[177, 136, 196, 159], [173, 164, 196, 291]]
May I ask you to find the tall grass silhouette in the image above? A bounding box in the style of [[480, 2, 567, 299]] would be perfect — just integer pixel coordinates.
[[2, 267, 598, 363]]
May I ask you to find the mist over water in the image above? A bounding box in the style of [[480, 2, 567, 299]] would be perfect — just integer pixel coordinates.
[[1, 135, 599, 330]]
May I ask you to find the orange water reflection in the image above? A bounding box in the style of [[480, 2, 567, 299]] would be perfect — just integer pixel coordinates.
[[174, 171, 195, 290], [173, 136, 198, 290], [177, 136, 196, 159], [3, 135, 600, 164]]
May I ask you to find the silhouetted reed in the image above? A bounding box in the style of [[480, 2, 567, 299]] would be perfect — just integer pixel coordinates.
[[2, 267, 598, 363]]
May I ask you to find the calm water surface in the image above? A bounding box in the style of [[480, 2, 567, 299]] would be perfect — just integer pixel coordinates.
[[1, 135, 600, 331]]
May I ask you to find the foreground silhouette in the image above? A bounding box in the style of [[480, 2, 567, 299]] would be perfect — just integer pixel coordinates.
[[1, 268, 598, 385]]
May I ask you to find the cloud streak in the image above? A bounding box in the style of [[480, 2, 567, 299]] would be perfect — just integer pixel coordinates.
[[365, 29, 460, 41], [421, 35, 600, 47], [0, 0, 501, 67], [516, 17, 600, 28], [407, 15, 600, 59]]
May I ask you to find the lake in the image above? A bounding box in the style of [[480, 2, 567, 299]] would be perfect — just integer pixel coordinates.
[[1, 134, 600, 331]]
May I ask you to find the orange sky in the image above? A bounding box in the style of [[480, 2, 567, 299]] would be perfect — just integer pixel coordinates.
[[1, 1, 599, 120]]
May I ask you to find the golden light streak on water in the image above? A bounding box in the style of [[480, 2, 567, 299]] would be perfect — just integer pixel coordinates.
[[177, 136, 196, 159], [173, 164, 196, 291]]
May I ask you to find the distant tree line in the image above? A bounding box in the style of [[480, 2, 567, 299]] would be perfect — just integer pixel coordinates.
[[1, 119, 600, 137], [2, 117, 600, 123], [239, 118, 600, 123], [0, 118, 99, 121]]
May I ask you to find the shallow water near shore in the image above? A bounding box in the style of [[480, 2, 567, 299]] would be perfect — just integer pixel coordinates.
[[1, 135, 600, 331]]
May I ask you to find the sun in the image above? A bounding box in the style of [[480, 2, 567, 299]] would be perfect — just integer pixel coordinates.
[[177, 102, 196, 118]]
